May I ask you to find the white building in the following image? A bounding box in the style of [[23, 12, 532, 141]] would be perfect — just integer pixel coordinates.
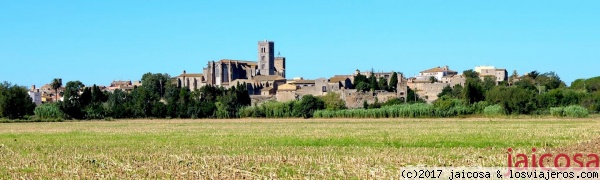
[[28, 90, 42, 105], [417, 66, 458, 82]]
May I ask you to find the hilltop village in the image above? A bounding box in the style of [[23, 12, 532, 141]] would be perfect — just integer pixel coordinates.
[[28, 40, 511, 108]]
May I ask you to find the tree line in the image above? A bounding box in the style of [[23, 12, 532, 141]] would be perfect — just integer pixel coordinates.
[[1, 70, 599, 120]]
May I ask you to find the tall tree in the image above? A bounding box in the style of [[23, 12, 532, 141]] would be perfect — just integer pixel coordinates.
[[353, 70, 367, 89], [60, 81, 85, 119], [368, 73, 378, 91], [0, 82, 36, 119], [482, 76, 497, 92], [378, 77, 388, 91], [50, 78, 62, 101], [389, 72, 399, 92], [463, 79, 484, 104], [141, 72, 170, 98]]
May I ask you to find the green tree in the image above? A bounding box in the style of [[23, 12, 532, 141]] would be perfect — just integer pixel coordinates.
[[378, 77, 388, 91], [389, 72, 399, 92], [320, 92, 346, 110], [406, 87, 424, 103], [537, 71, 565, 90], [463, 69, 479, 79], [141, 72, 170, 98], [355, 82, 369, 92], [463, 79, 484, 104], [482, 76, 496, 92], [353, 71, 367, 88], [105, 89, 132, 118], [526, 70, 540, 80], [91, 84, 107, 103], [486, 86, 537, 114], [429, 76, 437, 83], [79, 87, 92, 108], [0, 82, 36, 119], [50, 78, 62, 101], [60, 81, 85, 119], [438, 85, 453, 98], [215, 91, 236, 118], [297, 95, 325, 118], [368, 73, 378, 91], [451, 84, 464, 99]]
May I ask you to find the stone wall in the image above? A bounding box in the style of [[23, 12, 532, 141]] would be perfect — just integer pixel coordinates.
[[341, 90, 399, 109], [250, 95, 276, 106], [276, 90, 297, 102]]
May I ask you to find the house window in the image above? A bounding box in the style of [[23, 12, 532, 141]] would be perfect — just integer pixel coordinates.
[[322, 86, 326, 92]]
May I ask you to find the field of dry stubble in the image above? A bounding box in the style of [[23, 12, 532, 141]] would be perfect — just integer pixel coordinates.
[[1, 118, 599, 179]]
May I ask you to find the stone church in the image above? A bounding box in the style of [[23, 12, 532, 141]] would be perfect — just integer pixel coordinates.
[[176, 40, 286, 93]]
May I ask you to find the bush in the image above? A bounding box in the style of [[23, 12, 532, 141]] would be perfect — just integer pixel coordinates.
[[319, 92, 346, 110], [314, 103, 472, 119], [549, 105, 588, 118], [563, 105, 589, 118], [483, 105, 505, 118], [238, 100, 301, 118], [550, 107, 564, 117], [34, 103, 65, 120], [297, 95, 325, 118], [470, 101, 489, 114]]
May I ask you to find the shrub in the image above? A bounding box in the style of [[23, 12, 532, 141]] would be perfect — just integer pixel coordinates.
[[319, 92, 346, 110], [315, 103, 471, 119], [297, 95, 325, 118], [563, 105, 589, 118], [483, 105, 504, 118], [34, 103, 65, 120], [550, 107, 564, 117], [470, 101, 489, 114]]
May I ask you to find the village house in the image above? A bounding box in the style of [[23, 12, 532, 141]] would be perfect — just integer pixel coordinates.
[[409, 66, 464, 103], [475, 66, 508, 84]]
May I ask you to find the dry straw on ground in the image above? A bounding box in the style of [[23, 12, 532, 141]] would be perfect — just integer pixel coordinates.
[[1, 118, 598, 179]]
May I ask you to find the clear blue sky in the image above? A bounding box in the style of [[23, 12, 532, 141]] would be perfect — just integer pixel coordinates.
[[1, 1, 599, 87]]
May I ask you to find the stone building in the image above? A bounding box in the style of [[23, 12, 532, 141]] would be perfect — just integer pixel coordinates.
[[274, 56, 286, 78], [252, 75, 286, 95], [177, 40, 287, 92], [276, 83, 298, 102], [408, 66, 465, 103], [416, 66, 458, 82], [203, 59, 257, 87], [257, 41, 275, 76], [175, 70, 205, 91], [28, 85, 42, 105], [106, 80, 137, 92], [440, 75, 466, 87], [475, 66, 508, 83], [329, 76, 352, 89]]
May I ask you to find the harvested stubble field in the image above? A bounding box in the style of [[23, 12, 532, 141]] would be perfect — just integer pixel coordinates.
[[1, 118, 599, 179]]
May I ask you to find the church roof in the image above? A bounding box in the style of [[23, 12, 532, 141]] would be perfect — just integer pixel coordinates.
[[277, 84, 297, 91], [253, 75, 285, 81], [420, 66, 457, 73], [177, 73, 203, 78], [290, 80, 315, 84], [218, 59, 257, 66]]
